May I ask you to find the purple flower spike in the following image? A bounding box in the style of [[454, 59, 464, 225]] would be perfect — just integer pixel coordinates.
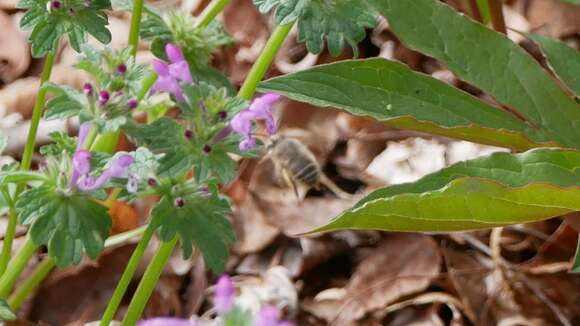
[[214, 274, 235, 315], [150, 44, 192, 101], [230, 93, 281, 151], [137, 317, 196, 326], [76, 122, 92, 150], [70, 149, 91, 188]]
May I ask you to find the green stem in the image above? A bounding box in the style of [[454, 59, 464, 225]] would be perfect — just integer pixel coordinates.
[[0, 237, 37, 298], [99, 226, 155, 326], [0, 208, 17, 277], [137, 73, 158, 101], [20, 52, 56, 171], [237, 23, 293, 100], [128, 0, 145, 57], [8, 257, 55, 310], [196, 0, 232, 28], [121, 237, 178, 326], [83, 124, 99, 149], [488, 0, 507, 34]]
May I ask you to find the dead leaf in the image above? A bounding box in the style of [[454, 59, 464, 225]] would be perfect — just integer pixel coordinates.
[[108, 201, 139, 235], [526, 0, 580, 38], [330, 234, 442, 323]]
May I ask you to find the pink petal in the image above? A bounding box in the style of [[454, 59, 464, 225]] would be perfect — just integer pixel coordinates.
[[152, 59, 169, 76], [165, 43, 185, 63], [169, 61, 192, 83]]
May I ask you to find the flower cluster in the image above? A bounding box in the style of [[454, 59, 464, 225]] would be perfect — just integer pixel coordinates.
[[151, 43, 193, 101], [230, 93, 281, 151], [70, 123, 134, 192]]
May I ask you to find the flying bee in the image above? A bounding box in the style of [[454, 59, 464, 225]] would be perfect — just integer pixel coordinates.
[[263, 134, 353, 200]]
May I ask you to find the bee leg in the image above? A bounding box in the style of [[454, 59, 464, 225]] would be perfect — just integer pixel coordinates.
[[281, 168, 301, 199], [320, 174, 354, 200]]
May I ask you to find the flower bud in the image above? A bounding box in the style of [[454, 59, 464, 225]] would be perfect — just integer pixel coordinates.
[[147, 178, 157, 187], [217, 111, 227, 120], [51, 0, 61, 9], [99, 90, 110, 105], [174, 197, 185, 208], [116, 64, 127, 75], [127, 98, 138, 109], [184, 129, 193, 140], [202, 144, 212, 154], [83, 83, 93, 95]]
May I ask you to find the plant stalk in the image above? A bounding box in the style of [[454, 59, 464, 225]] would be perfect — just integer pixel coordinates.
[[237, 23, 293, 100], [0, 208, 18, 277], [0, 237, 37, 298], [121, 237, 178, 326], [99, 225, 155, 326], [128, 0, 146, 57], [8, 257, 55, 310], [488, 0, 507, 34], [196, 0, 231, 28]]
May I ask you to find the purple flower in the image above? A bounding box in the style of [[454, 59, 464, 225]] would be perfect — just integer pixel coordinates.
[[151, 43, 192, 101], [255, 306, 295, 326], [127, 98, 139, 109], [73, 154, 134, 192], [214, 274, 235, 314], [230, 93, 281, 151], [137, 317, 196, 326]]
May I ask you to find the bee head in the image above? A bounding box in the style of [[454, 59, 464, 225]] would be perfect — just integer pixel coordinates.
[[265, 134, 281, 152]]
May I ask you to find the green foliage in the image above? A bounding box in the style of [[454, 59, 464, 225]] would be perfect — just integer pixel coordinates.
[[43, 83, 86, 120], [310, 177, 579, 234], [527, 33, 580, 97], [18, 0, 112, 57], [151, 190, 234, 273], [260, 58, 551, 150], [254, 0, 376, 56], [260, 0, 580, 237], [40, 132, 77, 157], [0, 299, 16, 321], [141, 12, 232, 69], [368, 0, 580, 149], [16, 185, 111, 266]]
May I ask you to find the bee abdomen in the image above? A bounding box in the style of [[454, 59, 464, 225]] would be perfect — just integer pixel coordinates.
[[289, 158, 319, 187]]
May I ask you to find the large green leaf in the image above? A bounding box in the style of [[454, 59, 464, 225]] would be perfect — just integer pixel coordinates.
[[310, 178, 579, 233], [308, 148, 580, 234], [367, 0, 580, 148], [527, 33, 580, 97], [260, 58, 552, 150]]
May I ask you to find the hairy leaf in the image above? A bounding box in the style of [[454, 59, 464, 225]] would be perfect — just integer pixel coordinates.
[[527, 33, 580, 97], [254, 0, 376, 56], [43, 83, 86, 120], [260, 58, 552, 150], [151, 194, 234, 273], [368, 0, 580, 148], [17, 185, 111, 266]]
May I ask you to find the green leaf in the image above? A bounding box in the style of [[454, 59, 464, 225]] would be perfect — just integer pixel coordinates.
[[151, 194, 234, 273], [259, 58, 551, 150], [527, 33, 580, 97], [356, 148, 580, 208], [254, 0, 376, 56], [30, 19, 64, 57], [17, 185, 111, 266], [76, 11, 111, 44], [558, 0, 580, 4], [0, 299, 16, 321], [43, 83, 86, 120], [39, 132, 77, 156], [0, 171, 46, 186], [368, 0, 580, 149], [310, 177, 580, 234], [309, 148, 580, 234]]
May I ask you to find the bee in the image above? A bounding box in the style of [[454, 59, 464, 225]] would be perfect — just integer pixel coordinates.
[[265, 135, 353, 200]]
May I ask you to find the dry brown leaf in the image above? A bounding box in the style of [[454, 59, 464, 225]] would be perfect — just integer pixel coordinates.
[[108, 201, 139, 235], [330, 234, 442, 323], [0, 11, 30, 83], [526, 0, 580, 38]]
